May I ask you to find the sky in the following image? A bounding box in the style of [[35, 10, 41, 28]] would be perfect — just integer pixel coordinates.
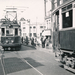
[[0, 0, 44, 23]]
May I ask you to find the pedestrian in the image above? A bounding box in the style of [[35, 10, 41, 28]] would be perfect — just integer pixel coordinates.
[[25, 36, 29, 45], [21, 37, 23, 43], [37, 37, 41, 47], [41, 36, 46, 48], [31, 37, 34, 46], [45, 36, 49, 49]]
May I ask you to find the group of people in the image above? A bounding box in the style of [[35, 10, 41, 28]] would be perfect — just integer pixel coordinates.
[[41, 36, 50, 48], [21, 36, 29, 45], [31, 36, 51, 48], [21, 36, 51, 48]]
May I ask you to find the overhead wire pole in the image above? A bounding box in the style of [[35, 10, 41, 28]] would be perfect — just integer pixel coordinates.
[[36, 17, 38, 48], [27, 19, 30, 39], [36, 17, 37, 37]]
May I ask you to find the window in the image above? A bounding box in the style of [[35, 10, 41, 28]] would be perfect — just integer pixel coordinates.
[[15, 28, 18, 35], [23, 27, 25, 29], [33, 26, 36, 28], [62, 4, 72, 12], [33, 33, 36, 37], [59, 0, 62, 5], [62, 10, 72, 28], [1, 28, 5, 36], [23, 22, 25, 24], [54, 0, 57, 8], [29, 33, 32, 37], [30, 26, 32, 29], [6, 29, 14, 36], [40, 26, 43, 28]]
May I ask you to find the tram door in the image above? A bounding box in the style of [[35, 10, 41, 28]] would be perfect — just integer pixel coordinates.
[[53, 11, 59, 51]]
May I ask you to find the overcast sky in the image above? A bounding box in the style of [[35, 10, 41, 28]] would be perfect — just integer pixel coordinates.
[[0, 0, 44, 23]]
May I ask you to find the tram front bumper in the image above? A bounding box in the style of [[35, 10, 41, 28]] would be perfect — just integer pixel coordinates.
[[1, 43, 21, 47]]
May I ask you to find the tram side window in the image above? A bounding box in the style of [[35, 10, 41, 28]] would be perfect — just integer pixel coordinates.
[[62, 10, 72, 28], [15, 28, 18, 36], [1, 28, 5, 36]]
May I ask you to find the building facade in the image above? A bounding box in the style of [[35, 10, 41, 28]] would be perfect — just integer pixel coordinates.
[[20, 18, 29, 39], [20, 18, 45, 39], [43, 0, 52, 43], [29, 23, 45, 38], [44, 0, 52, 29]]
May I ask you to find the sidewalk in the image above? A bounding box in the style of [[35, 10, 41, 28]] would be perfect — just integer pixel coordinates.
[[22, 43, 54, 54], [36, 44, 53, 53]]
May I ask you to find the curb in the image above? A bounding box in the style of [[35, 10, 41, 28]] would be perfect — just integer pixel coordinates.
[[22, 44, 36, 48]]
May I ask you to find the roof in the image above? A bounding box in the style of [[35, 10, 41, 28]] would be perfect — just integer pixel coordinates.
[[20, 18, 26, 21]]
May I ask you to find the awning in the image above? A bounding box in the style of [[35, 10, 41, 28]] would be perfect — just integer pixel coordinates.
[[42, 30, 51, 36]]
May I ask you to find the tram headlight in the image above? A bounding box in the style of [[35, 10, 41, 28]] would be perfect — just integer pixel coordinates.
[[11, 40, 14, 43], [6, 40, 9, 43]]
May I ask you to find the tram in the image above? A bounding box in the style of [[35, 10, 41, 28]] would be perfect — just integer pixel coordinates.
[[52, 0, 75, 72], [0, 7, 21, 50]]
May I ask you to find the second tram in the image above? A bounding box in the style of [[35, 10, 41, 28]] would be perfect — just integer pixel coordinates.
[[1, 20, 21, 50], [0, 7, 21, 50]]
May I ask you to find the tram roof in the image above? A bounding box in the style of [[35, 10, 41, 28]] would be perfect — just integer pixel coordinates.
[[1, 23, 20, 27]]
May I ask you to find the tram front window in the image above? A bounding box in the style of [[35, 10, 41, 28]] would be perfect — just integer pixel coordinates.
[[1, 28, 5, 36], [6, 29, 14, 36]]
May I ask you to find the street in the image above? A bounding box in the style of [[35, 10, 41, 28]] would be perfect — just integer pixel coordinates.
[[0, 45, 75, 75]]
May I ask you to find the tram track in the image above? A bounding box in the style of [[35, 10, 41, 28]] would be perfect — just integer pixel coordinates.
[[1, 50, 49, 75], [1, 49, 75, 75], [14, 51, 44, 75]]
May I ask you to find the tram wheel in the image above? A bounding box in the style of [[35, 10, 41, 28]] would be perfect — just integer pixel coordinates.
[[71, 61, 75, 69], [3, 48, 5, 51], [4, 48, 7, 51], [65, 61, 70, 68]]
